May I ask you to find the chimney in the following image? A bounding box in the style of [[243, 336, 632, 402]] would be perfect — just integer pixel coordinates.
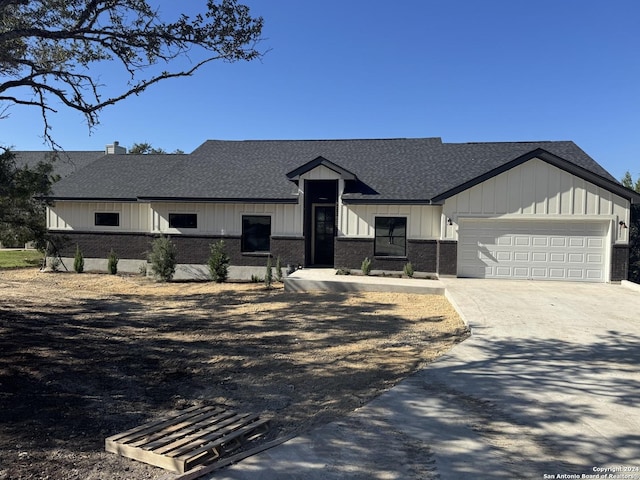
[[105, 141, 127, 155]]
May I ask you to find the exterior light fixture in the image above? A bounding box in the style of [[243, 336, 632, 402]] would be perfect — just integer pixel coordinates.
[[619, 221, 628, 229], [447, 218, 453, 226]]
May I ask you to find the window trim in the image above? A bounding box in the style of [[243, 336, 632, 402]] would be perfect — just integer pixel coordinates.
[[168, 213, 198, 229], [241, 214, 272, 253], [373, 216, 407, 257], [94, 212, 120, 227]]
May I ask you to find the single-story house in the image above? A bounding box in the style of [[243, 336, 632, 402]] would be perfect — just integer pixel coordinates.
[[46, 138, 640, 282]]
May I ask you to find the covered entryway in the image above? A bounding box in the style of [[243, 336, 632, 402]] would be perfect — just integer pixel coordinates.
[[304, 180, 338, 266], [457, 219, 609, 282]]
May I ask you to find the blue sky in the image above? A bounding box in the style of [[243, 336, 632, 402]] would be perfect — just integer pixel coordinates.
[[1, 0, 639, 181]]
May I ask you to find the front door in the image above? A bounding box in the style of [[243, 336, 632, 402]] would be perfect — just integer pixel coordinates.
[[313, 205, 335, 266]]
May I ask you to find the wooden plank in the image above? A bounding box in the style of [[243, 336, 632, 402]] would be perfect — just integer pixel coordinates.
[[139, 410, 240, 451], [106, 406, 270, 474], [154, 413, 253, 456], [106, 405, 218, 446], [127, 408, 230, 448], [166, 413, 257, 458], [178, 419, 270, 466]]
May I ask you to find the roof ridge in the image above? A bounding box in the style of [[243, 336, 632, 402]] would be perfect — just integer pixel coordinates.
[[201, 137, 443, 143]]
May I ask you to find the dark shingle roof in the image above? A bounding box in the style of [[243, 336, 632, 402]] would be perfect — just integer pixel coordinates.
[[14, 151, 104, 179], [49, 138, 628, 203]]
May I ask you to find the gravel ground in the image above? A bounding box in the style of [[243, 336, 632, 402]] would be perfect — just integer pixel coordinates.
[[0, 269, 468, 479]]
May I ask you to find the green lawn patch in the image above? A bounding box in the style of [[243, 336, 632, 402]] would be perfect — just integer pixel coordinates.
[[0, 250, 44, 269]]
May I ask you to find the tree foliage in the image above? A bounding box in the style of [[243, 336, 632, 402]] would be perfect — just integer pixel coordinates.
[[208, 240, 229, 283], [148, 235, 177, 282], [622, 171, 640, 282], [622, 171, 640, 193], [0, 147, 55, 249], [0, 0, 263, 145], [129, 142, 184, 155]]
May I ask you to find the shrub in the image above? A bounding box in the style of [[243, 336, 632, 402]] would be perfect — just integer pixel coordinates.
[[265, 255, 273, 289], [73, 244, 84, 273], [275, 256, 283, 282], [148, 235, 177, 282], [361, 256, 372, 275], [107, 249, 119, 275], [403, 262, 414, 278], [335, 267, 351, 275], [208, 240, 229, 283]]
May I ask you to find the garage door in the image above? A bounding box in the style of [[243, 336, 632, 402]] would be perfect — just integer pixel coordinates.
[[458, 219, 608, 282]]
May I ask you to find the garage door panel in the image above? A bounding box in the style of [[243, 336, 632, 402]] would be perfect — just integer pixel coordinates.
[[568, 253, 584, 263], [458, 220, 607, 282], [587, 253, 603, 263], [549, 253, 565, 262], [532, 237, 548, 246], [549, 268, 566, 279], [532, 252, 547, 262], [588, 238, 604, 248]]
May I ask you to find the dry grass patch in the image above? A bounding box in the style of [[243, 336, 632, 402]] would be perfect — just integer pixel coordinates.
[[0, 269, 468, 480]]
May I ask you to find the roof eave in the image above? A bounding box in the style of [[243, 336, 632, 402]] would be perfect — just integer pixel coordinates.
[[432, 148, 640, 203], [136, 196, 299, 204]]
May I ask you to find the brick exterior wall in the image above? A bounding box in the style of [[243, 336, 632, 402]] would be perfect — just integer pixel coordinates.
[[334, 237, 373, 269], [49, 232, 305, 268], [335, 237, 454, 275], [611, 244, 629, 282], [271, 236, 305, 269], [437, 240, 458, 276], [407, 239, 437, 272], [50, 232, 152, 259]]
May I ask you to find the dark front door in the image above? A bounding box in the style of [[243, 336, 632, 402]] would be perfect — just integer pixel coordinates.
[[313, 205, 335, 266]]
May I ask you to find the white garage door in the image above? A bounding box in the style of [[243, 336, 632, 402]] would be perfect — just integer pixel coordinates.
[[458, 219, 608, 282]]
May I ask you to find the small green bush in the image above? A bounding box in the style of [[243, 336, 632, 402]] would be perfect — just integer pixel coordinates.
[[148, 235, 177, 282], [335, 267, 351, 275], [361, 256, 372, 275], [265, 255, 273, 289], [208, 240, 230, 283], [403, 262, 414, 278], [73, 245, 84, 273], [107, 249, 119, 275], [250, 274, 263, 283]]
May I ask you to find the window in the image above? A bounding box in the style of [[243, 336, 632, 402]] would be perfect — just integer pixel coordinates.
[[95, 212, 119, 227], [374, 217, 407, 256], [169, 213, 197, 229], [242, 215, 271, 252]]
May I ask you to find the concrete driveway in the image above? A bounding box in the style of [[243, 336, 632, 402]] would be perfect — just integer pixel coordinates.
[[206, 280, 640, 480]]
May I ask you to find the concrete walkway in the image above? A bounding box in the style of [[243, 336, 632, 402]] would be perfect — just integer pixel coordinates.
[[205, 278, 640, 480], [284, 268, 445, 295]]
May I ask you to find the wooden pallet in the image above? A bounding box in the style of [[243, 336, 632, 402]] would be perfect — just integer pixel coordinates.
[[105, 405, 270, 474]]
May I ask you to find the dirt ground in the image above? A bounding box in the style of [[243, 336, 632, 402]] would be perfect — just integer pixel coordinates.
[[0, 269, 469, 480]]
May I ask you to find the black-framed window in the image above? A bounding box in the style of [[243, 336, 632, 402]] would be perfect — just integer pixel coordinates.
[[95, 212, 120, 227], [374, 217, 407, 256], [169, 213, 197, 229], [242, 215, 271, 252]]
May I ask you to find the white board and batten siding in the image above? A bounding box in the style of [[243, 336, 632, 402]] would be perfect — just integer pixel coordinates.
[[151, 202, 302, 236], [48, 201, 302, 236], [47, 202, 150, 232], [443, 158, 630, 282], [340, 204, 441, 238]]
